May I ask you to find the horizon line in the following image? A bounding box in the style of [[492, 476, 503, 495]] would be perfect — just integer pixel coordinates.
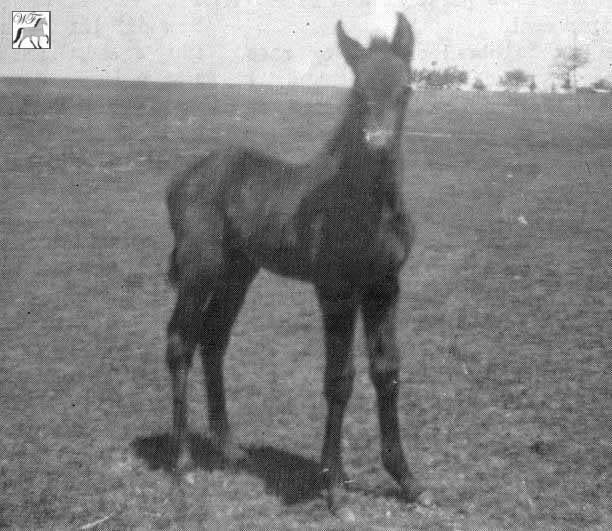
[[0, 74, 349, 91], [1, 75, 608, 95]]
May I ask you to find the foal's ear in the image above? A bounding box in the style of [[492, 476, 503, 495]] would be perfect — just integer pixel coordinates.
[[391, 13, 414, 65], [337, 21, 364, 70]]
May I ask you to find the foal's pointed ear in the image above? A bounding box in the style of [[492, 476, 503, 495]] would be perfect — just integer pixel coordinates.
[[391, 13, 415, 64], [337, 21, 364, 69]]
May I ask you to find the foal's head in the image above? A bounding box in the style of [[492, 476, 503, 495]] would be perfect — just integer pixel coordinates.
[[337, 13, 415, 151]]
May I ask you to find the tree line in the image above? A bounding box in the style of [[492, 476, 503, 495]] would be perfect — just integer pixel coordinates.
[[414, 46, 610, 93]]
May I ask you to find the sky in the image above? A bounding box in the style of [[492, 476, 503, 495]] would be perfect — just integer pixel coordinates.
[[1, 0, 610, 89]]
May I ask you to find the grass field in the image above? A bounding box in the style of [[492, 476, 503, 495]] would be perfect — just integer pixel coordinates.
[[0, 77, 610, 529]]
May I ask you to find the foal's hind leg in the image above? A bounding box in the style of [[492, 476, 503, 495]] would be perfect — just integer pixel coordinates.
[[361, 277, 433, 506], [199, 256, 258, 461], [166, 286, 212, 473]]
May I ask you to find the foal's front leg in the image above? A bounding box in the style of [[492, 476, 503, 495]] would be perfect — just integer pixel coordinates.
[[318, 294, 357, 512], [361, 278, 433, 506]]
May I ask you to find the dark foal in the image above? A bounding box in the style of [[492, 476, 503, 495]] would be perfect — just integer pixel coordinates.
[[164, 13, 432, 510]]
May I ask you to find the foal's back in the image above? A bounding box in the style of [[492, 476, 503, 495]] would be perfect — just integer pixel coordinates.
[[166, 144, 343, 282]]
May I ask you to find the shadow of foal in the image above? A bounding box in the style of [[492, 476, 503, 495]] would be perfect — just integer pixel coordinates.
[[132, 433, 325, 505], [160, 13, 434, 512], [132, 433, 418, 506]]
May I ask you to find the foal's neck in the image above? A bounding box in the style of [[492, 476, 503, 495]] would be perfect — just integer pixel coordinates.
[[326, 91, 401, 192]]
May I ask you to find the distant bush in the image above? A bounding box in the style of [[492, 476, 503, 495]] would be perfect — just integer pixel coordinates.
[[472, 78, 486, 91], [499, 69, 530, 91], [591, 78, 612, 92], [414, 66, 468, 89]]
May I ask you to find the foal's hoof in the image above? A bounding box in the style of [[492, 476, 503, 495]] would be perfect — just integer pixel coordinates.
[[414, 489, 435, 507], [336, 506, 357, 523], [402, 486, 435, 507], [400, 481, 435, 507], [170, 453, 196, 483], [327, 492, 355, 522]]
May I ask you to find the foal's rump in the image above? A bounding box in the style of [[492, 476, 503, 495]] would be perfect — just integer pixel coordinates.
[[165, 150, 233, 288]]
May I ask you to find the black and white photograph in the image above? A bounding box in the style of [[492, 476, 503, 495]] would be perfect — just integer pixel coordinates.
[[1, 1, 610, 528]]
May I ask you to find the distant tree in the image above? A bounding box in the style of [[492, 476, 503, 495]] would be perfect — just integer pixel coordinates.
[[552, 46, 589, 90], [591, 78, 612, 92], [446, 67, 468, 88], [472, 78, 486, 91], [528, 78, 537, 92], [420, 66, 468, 89], [499, 69, 529, 91]]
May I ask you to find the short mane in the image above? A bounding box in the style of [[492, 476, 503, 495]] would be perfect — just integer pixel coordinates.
[[369, 36, 392, 51]]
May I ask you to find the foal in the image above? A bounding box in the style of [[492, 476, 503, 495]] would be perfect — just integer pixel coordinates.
[[165, 13, 432, 510]]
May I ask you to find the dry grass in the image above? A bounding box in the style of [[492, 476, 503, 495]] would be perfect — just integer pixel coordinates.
[[0, 77, 610, 529]]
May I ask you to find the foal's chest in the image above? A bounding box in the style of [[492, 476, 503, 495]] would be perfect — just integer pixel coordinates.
[[311, 194, 413, 284], [369, 201, 413, 275]]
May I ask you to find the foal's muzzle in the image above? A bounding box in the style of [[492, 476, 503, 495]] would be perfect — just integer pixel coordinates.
[[364, 128, 394, 149]]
